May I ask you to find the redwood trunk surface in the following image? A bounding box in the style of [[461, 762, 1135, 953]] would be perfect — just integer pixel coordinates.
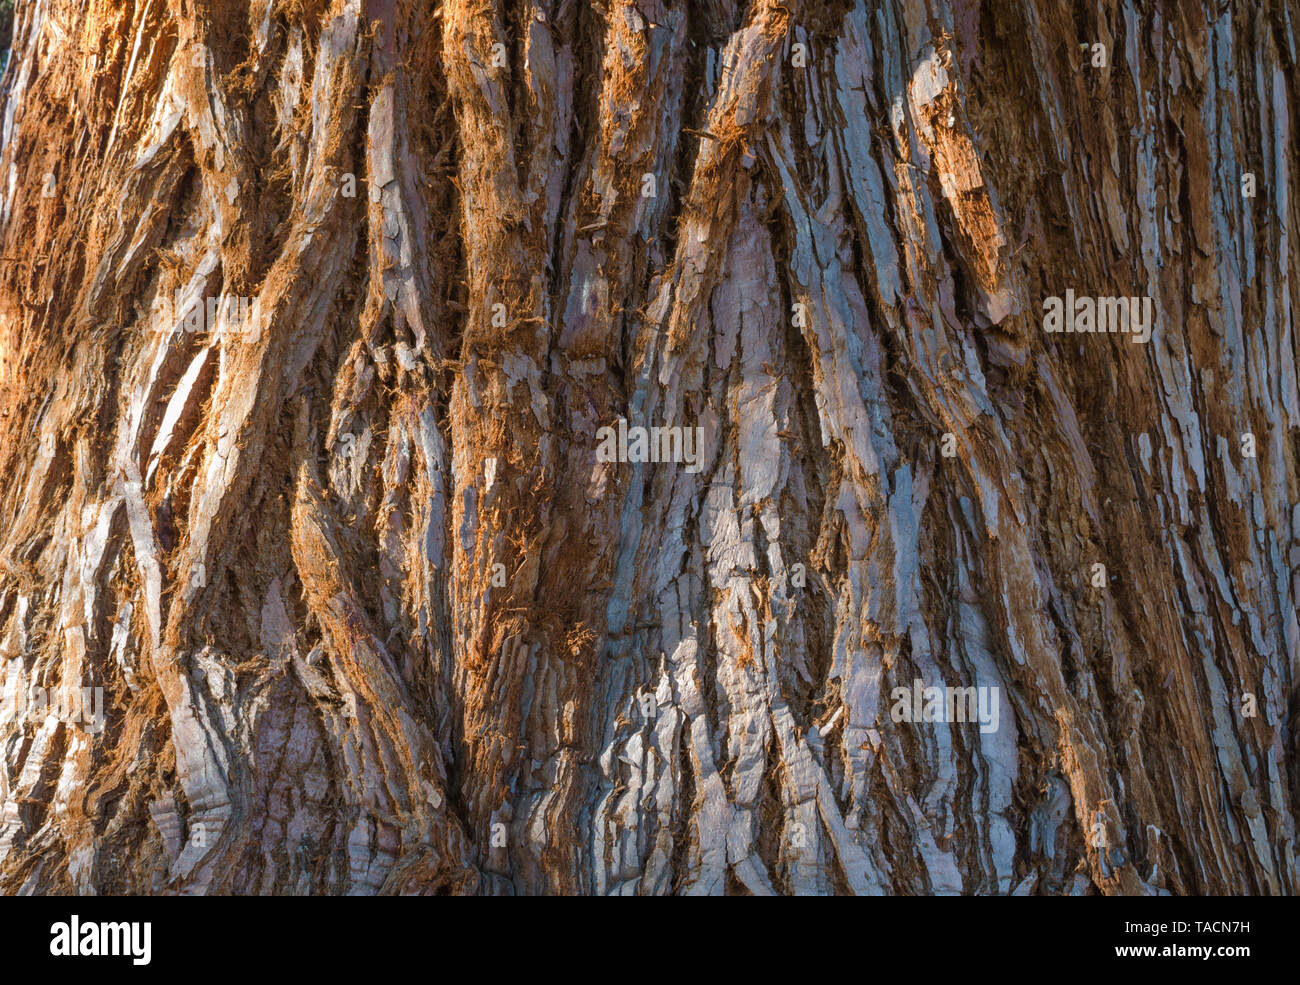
[[0, 0, 1296, 896]]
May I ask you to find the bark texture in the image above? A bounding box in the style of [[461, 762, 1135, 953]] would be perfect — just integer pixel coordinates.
[[0, 0, 1297, 895]]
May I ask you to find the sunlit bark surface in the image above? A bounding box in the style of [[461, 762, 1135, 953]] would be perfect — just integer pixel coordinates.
[[0, 0, 1297, 895]]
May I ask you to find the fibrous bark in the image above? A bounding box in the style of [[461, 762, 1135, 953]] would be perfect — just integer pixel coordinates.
[[0, 0, 1297, 895]]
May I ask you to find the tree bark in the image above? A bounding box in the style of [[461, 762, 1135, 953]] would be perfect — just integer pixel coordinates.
[[0, 0, 1296, 895]]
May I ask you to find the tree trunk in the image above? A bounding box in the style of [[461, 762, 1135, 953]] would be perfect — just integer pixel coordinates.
[[0, 0, 1296, 896]]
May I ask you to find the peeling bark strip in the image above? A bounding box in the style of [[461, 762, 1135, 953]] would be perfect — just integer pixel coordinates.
[[0, 0, 1295, 897]]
